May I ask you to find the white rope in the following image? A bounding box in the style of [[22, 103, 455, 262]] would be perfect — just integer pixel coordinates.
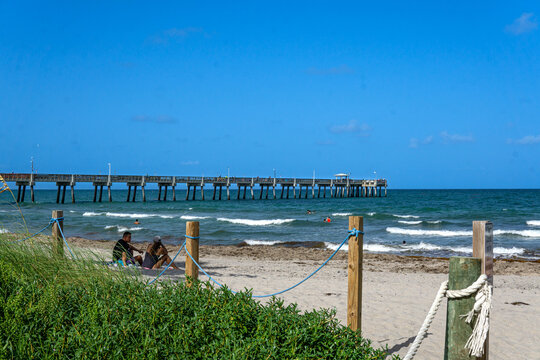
[[403, 274, 491, 360]]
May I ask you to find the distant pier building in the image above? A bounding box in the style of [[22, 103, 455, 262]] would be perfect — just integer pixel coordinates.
[[1, 172, 388, 204]]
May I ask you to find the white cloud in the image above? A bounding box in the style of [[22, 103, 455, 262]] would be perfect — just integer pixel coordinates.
[[505, 13, 538, 35], [440, 131, 474, 143], [508, 135, 540, 145], [409, 135, 433, 149], [330, 120, 371, 135]]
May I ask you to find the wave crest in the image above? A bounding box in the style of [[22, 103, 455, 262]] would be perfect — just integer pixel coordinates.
[[217, 218, 295, 226]]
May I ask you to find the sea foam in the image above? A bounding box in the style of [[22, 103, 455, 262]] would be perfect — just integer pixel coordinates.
[[217, 218, 295, 226], [493, 229, 540, 238], [244, 239, 283, 246], [392, 214, 420, 219], [526, 220, 540, 227], [180, 215, 210, 220], [105, 225, 143, 232], [332, 212, 352, 216], [398, 220, 422, 225], [84, 211, 174, 219], [386, 227, 472, 237]]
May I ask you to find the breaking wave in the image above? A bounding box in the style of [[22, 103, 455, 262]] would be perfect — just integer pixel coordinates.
[[217, 218, 295, 226]]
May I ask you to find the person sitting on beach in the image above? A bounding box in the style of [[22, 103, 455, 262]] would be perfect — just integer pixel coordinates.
[[112, 231, 143, 267], [141, 236, 179, 270]]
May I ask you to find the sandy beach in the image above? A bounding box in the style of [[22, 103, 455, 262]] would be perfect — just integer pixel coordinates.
[[66, 237, 539, 359]]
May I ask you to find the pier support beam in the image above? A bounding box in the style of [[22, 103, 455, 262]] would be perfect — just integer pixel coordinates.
[[227, 185, 230, 200], [317, 186, 321, 198], [158, 185, 163, 201], [323, 185, 326, 198], [132, 186, 137, 202], [99, 185, 103, 202], [385, 186, 387, 197], [212, 185, 216, 200], [61, 185, 66, 204], [31, 185, 35, 202], [108, 185, 112, 202], [250, 185, 254, 200], [92, 185, 97, 203], [127, 185, 131, 202], [265, 185, 269, 199], [164, 185, 168, 201], [305, 186, 308, 199], [71, 185, 75, 203], [173, 186, 176, 201], [287, 186, 290, 199], [273, 185, 276, 199], [21, 185, 26, 202], [200, 186, 204, 200], [219, 186, 223, 200], [280, 186, 284, 199], [141, 186, 145, 202], [243, 186, 247, 199], [293, 185, 297, 199]]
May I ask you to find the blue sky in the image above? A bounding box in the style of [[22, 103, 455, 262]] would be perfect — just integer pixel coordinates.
[[1, 1, 539, 188]]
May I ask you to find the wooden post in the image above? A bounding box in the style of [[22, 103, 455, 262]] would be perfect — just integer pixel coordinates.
[[237, 185, 241, 199], [126, 185, 131, 202], [265, 185, 269, 199], [347, 216, 363, 331], [99, 185, 103, 202], [108, 185, 113, 202], [58, 185, 63, 203], [61, 185, 66, 204], [140, 186, 144, 202], [200, 185, 205, 200], [158, 185, 162, 201], [243, 185, 247, 199], [71, 185, 75, 203], [191, 185, 196, 200], [164, 185, 168, 201], [132, 185, 137, 202], [51, 210, 64, 258], [286, 186, 290, 199], [473, 221, 493, 360], [31, 185, 35, 202], [21, 185, 26, 202], [185, 221, 200, 286], [444, 257, 481, 360], [227, 185, 230, 200], [219, 186, 222, 200], [187, 185, 191, 201], [212, 185, 216, 200], [250, 185, 254, 199], [173, 186, 176, 201]]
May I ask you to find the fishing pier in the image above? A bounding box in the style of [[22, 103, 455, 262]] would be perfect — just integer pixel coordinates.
[[1, 173, 387, 204]]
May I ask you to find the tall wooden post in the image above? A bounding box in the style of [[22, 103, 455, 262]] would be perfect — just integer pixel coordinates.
[[127, 185, 131, 202], [473, 221, 493, 360], [164, 185, 168, 201], [347, 216, 363, 331], [132, 185, 137, 202], [173, 186, 176, 201], [185, 221, 200, 286], [61, 185, 66, 204], [99, 185, 103, 202], [243, 186, 247, 199], [71, 185, 75, 203], [444, 257, 481, 360], [187, 185, 191, 201], [58, 185, 63, 203], [31, 185, 35, 202], [51, 210, 64, 258], [21, 185, 26, 202], [212, 185, 216, 200]]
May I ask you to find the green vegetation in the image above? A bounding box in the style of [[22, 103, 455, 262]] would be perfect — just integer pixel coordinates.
[[0, 237, 398, 359]]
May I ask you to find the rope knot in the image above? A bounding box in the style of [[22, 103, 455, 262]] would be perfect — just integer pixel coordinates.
[[184, 235, 200, 240], [348, 228, 364, 237], [49, 217, 64, 224]]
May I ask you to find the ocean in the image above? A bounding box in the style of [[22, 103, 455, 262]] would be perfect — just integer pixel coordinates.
[[1, 189, 539, 260]]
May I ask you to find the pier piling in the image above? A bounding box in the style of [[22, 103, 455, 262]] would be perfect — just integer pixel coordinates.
[[127, 186, 131, 202]]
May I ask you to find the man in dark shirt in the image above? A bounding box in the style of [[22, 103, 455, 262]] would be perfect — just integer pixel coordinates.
[[112, 231, 143, 267]]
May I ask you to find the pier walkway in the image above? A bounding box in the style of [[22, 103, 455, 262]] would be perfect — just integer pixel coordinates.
[[1, 173, 387, 204]]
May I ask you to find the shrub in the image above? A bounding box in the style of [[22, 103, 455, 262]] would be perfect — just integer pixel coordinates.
[[0, 240, 398, 359]]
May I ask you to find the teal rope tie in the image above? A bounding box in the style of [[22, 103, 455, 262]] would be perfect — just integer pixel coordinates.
[[183, 228, 363, 298], [50, 218, 77, 260]]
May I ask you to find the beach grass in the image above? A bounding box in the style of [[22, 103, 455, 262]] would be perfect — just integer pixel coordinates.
[[0, 235, 397, 359]]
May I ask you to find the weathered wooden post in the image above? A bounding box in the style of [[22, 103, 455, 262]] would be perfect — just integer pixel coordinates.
[[347, 215, 363, 331], [51, 210, 64, 258], [473, 221, 493, 360], [444, 257, 481, 360], [185, 221, 200, 286]]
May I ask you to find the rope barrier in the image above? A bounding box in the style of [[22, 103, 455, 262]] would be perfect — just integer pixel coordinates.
[[182, 228, 362, 298], [403, 274, 492, 360], [51, 218, 77, 260]]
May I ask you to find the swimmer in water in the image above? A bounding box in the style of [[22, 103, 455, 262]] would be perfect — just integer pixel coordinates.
[[134, 219, 140, 225], [323, 217, 331, 223], [307, 210, 312, 215]]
